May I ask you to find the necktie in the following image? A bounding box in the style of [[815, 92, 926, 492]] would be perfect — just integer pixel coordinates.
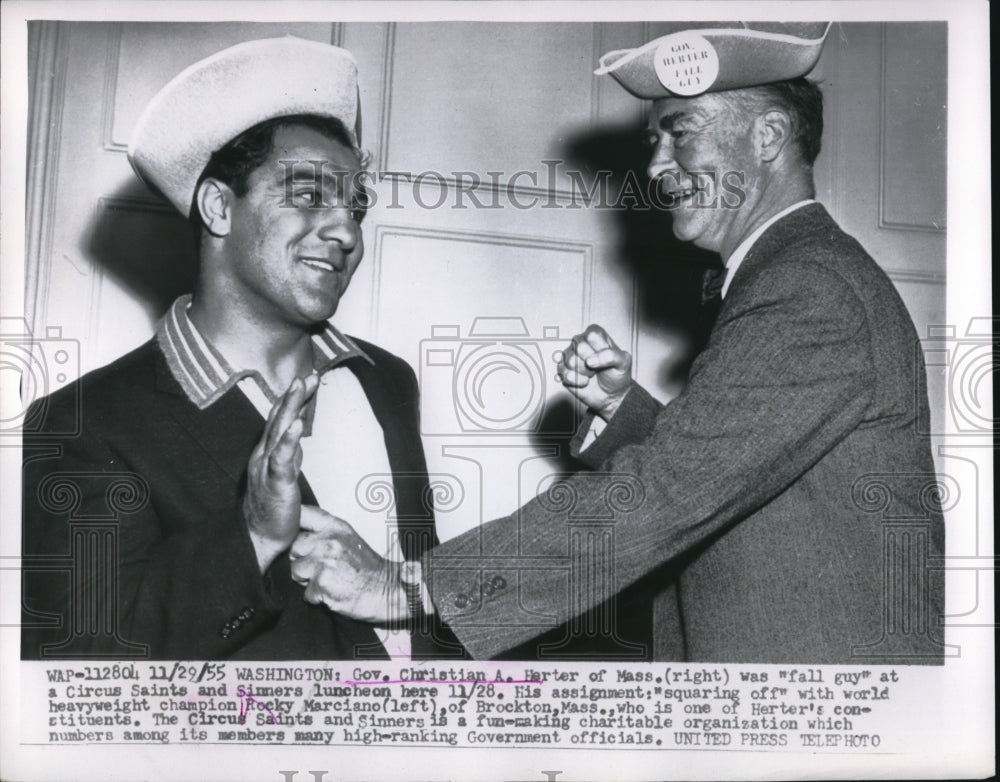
[[696, 266, 727, 347], [701, 266, 727, 305]]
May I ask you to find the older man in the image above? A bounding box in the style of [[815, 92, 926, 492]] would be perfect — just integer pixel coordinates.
[[22, 38, 452, 660], [295, 23, 945, 664]]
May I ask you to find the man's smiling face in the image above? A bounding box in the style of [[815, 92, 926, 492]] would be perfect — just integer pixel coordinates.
[[220, 123, 367, 330], [646, 93, 759, 254]]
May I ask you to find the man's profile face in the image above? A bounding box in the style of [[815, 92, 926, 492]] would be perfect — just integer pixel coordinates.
[[646, 93, 757, 255], [220, 124, 366, 328]]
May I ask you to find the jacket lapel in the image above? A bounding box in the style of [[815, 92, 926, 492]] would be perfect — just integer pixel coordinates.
[[727, 202, 833, 295]]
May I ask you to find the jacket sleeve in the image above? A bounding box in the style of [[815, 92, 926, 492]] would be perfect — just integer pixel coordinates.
[[568, 383, 665, 468], [424, 259, 875, 659], [21, 394, 283, 660]]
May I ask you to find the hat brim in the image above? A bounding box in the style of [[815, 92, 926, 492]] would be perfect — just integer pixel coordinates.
[[596, 23, 830, 99]]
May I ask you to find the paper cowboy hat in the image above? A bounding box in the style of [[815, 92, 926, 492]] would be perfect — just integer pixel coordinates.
[[128, 36, 361, 215], [595, 22, 831, 99]]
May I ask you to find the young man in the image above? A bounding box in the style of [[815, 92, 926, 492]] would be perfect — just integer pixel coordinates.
[[22, 38, 451, 660]]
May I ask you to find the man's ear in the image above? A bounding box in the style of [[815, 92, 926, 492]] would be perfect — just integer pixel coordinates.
[[756, 108, 793, 163], [195, 178, 233, 237]]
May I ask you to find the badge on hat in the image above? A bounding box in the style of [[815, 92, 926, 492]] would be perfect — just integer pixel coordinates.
[[596, 22, 831, 99], [128, 36, 362, 216]]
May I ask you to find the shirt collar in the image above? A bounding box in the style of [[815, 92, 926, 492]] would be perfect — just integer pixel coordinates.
[[721, 199, 816, 298], [155, 294, 373, 410]]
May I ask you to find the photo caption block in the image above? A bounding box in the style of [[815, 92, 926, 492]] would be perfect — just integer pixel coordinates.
[[21, 661, 937, 751]]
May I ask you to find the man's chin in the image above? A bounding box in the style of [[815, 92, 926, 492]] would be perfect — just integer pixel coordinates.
[[298, 298, 341, 328], [671, 221, 700, 245], [671, 219, 719, 252]]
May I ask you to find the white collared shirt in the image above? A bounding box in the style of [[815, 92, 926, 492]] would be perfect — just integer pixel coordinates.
[[721, 199, 816, 298]]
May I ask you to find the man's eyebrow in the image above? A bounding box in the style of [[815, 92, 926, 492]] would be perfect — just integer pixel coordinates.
[[657, 111, 690, 131], [280, 169, 356, 189]]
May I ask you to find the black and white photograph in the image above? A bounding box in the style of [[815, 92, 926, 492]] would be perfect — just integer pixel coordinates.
[[0, 1, 992, 780]]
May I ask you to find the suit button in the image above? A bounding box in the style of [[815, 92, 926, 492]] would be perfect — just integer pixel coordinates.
[[220, 624, 232, 639], [491, 576, 506, 590], [483, 581, 495, 597], [241, 607, 254, 621], [454, 594, 469, 609], [232, 617, 242, 629]]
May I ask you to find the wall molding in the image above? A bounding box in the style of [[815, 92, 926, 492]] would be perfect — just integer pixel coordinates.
[[820, 27, 844, 229], [95, 193, 178, 215], [374, 22, 396, 174], [100, 23, 127, 153], [884, 268, 947, 286], [590, 24, 604, 128], [375, 23, 603, 201], [102, 23, 343, 153], [25, 21, 71, 337], [369, 223, 595, 341], [877, 23, 947, 234]]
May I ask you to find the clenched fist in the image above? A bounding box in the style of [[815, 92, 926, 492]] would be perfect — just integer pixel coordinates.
[[555, 324, 632, 420]]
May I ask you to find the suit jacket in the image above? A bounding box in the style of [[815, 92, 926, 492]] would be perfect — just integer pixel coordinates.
[[426, 204, 945, 664], [22, 336, 450, 660]]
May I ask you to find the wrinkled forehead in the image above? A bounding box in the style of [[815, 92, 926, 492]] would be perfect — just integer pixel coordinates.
[[648, 93, 727, 130]]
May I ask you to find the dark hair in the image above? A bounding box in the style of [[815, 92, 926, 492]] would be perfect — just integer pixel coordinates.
[[191, 113, 366, 223], [726, 77, 824, 165]]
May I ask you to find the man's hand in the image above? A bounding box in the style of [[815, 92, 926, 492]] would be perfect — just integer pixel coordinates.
[[244, 374, 319, 572], [555, 324, 632, 420], [289, 506, 407, 624]]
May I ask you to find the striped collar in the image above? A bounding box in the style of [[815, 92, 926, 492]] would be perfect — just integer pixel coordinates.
[[155, 294, 373, 410]]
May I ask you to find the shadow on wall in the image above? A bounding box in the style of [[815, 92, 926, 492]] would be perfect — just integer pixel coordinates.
[[511, 125, 724, 662], [564, 122, 722, 389], [527, 122, 724, 478], [84, 177, 198, 327]]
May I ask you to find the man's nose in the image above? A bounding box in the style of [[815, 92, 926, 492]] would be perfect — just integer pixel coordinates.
[[317, 208, 361, 251], [647, 138, 678, 181]]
